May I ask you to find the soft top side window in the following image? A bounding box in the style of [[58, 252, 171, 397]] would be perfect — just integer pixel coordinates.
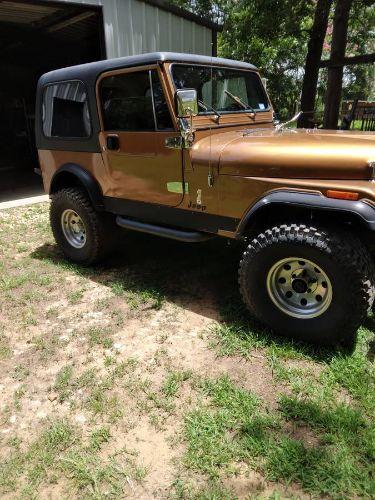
[[100, 69, 173, 132], [42, 81, 91, 139]]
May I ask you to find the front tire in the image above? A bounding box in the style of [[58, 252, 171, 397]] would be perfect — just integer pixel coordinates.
[[239, 224, 375, 347], [50, 188, 115, 266]]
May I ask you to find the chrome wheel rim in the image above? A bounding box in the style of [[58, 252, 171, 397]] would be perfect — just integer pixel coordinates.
[[61, 209, 86, 249], [266, 257, 332, 319]]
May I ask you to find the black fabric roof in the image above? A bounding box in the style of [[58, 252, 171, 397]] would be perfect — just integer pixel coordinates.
[[39, 52, 258, 86]]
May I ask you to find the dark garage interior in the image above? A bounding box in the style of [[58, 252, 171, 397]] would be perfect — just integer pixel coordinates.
[[0, 0, 105, 201]]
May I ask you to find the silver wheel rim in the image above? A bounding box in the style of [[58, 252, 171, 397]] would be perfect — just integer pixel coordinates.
[[61, 209, 87, 249], [266, 257, 332, 319]]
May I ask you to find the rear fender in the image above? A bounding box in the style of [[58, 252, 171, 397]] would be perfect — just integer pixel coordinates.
[[50, 163, 104, 210]]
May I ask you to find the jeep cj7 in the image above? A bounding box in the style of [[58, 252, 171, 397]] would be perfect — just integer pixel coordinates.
[[36, 52, 375, 347]]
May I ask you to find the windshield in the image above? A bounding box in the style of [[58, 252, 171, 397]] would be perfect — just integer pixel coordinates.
[[171, 64, 269, 114]]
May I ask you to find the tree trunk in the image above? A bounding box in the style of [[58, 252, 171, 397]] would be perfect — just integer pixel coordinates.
[[323, 0, 353, 129], [298, 0, 333, 128]]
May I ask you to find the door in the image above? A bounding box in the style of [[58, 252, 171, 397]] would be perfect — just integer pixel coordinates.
[[98, 67, 183, 206]]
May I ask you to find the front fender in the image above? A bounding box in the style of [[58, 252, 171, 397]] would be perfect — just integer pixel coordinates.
[[237, 190, 375, 236]]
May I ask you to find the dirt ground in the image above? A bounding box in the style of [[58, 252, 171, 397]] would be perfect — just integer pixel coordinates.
[[0, 203, 374, 499]]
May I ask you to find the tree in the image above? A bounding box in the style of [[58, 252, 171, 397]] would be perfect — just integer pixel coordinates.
[[341, 0, 375, 102], [323, 0, 353, 129], [170, 0, 222, 20], [218, 0, 315, 119], [170, 0, 374, 122], [171, 1, 315, 117], [297, 0, 333, 128]]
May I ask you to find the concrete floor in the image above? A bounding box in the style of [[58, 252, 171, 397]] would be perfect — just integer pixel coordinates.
[[0, 167, 45, 203]]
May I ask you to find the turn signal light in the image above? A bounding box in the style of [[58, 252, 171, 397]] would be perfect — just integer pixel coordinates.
[[326, 190, 359, 201]]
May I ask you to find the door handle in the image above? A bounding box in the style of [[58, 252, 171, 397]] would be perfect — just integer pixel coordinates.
[[106, 134, 120, 151]]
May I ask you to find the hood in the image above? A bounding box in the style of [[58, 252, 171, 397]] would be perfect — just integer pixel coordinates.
[[191, 128, 375, 180]]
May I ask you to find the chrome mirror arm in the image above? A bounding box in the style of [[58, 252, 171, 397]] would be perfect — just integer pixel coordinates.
[[178, 115, 195, 149]]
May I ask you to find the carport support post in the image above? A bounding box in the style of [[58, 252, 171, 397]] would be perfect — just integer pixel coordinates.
[[323, 0, 353, 130]]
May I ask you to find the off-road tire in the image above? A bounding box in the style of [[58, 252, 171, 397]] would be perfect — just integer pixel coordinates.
[[50, 188, 116, 266], [239, 224, 375, 347]]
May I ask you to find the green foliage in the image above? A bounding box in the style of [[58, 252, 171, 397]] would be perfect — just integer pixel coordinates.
[[171, 0, 374, 117], [219, 0, 314, 118], [343, 0, 375, 101]]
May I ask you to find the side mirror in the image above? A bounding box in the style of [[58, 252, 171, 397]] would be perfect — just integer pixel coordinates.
[[175, 89, 198, 118]]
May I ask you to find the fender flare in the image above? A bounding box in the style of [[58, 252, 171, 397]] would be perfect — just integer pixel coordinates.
[[50, 163, 104, 210], [236, 190, 375, 236]]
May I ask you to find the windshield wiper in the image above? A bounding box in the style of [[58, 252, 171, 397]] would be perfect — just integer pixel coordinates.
[[224, 90, 256, 119], [198, 99, 222, 123]]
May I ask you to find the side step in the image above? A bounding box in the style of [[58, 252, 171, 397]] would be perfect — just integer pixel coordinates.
[[116, 216, 214, 243]]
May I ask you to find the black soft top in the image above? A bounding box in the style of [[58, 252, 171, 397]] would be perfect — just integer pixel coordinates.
[[39, 52, 258, 87], [36, 52, 258, 152]]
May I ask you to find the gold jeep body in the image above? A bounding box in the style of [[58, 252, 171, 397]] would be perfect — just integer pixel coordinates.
[[35, 52, 375, 347]]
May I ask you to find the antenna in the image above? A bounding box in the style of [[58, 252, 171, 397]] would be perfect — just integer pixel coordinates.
[[208, 42, 214, 188]]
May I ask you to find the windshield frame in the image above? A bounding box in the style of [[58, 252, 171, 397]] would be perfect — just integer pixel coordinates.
[[170, 63, 271, 117]]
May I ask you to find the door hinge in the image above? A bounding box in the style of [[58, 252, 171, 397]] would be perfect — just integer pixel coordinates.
[[165, 136, 183, 149]]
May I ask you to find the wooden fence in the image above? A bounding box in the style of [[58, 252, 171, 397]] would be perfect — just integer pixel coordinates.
[[340, 100, 375, 131]]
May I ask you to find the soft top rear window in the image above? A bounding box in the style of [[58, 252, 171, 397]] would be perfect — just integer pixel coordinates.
[[42, 81, 91, 139], [172, 64, 269, 114]]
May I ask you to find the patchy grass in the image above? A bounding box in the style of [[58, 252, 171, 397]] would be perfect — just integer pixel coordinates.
[[0, 202, 374, 498], [200, 296, 375, 496], [0, 331, 11, 360], [183, 375, 374, 497], [162, 370, 192, 397], [0, 420, 146, 497], [86, 326, 114, 349]]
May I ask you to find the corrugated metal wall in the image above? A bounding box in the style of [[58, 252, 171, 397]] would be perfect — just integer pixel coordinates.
[[54, 0, 213, 58]]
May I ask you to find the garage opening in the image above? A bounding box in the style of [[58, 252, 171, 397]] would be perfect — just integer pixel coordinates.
[[0, 0, 105, 201]]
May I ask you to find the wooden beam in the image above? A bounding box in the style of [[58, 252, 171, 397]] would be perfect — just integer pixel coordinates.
[[46, 11, 96, 33], [0, 7, 95, 55], [320, 53, 375, 68]]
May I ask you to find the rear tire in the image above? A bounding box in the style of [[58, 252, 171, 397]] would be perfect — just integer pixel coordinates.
[[238, 224, 375, 347], [50, 188, 115, 266]]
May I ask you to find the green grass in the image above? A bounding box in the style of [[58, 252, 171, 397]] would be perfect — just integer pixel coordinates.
[[53, 361, 136, 421], [162, 370, 192, 397], [12, 364, 30, 381], [182, 366, 375, 497], [109, 275, 165, 310], [200, 296, 375, 497], [171, 478, 235, 499], [0, 420, 146, 498], [0, 421, 75, 494], [89, 426, 111, 451], [0, 332, 10, 360], [68, 288, 85, 304], [54, 365, 74, 402], [86, 326, 113, 349]]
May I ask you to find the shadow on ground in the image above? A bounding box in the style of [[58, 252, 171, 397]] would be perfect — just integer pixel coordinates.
[[32, 231, 357, 362]]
